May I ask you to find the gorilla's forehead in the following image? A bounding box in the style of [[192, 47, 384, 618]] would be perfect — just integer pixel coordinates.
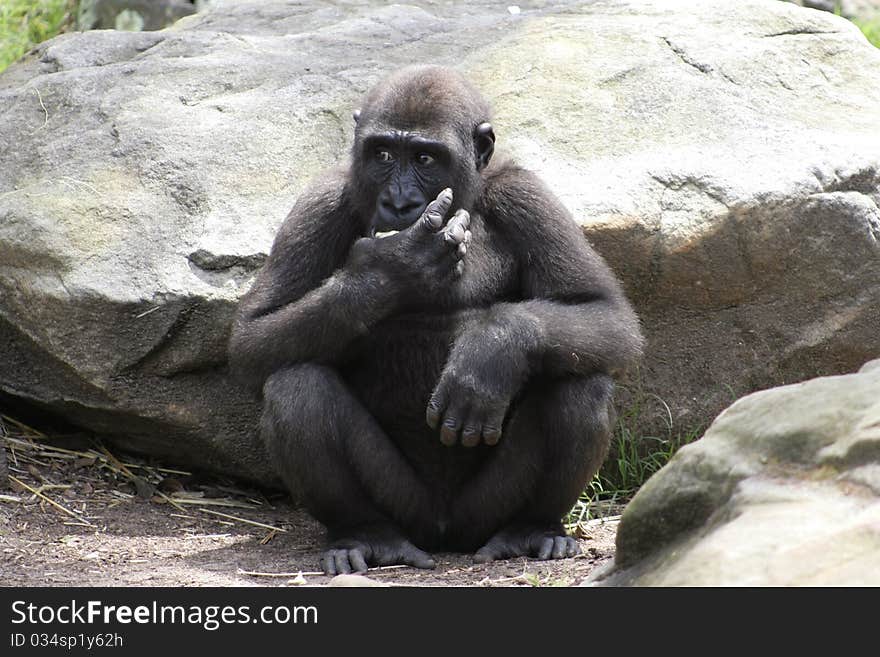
[[360, 122, 461, 147]]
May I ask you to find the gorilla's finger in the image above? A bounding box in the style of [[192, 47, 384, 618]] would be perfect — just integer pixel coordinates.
[[349, 549, 369, 573], [473, 547, 495, 564], [321, 553, 337, 576], [426, 404, 440, 429], [565, 538, 581, 558], [482, 424, 502, 446], [454, 261, 465, 277], [440, 416, 461, 447], [405, 547, 437, 570], [426, 388, 449, 429], [456, 243, 467, 260], [482, 409, 505, 445], [473, 537, 509, 563], [443, 209, 470, 245], [444, 229, 465, 246], [420, 188, 454, 231], [335, 551, 352, 575], [461, 422, 482, 448]]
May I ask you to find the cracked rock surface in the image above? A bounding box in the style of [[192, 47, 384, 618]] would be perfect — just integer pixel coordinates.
[[0, 0, 878, 479]]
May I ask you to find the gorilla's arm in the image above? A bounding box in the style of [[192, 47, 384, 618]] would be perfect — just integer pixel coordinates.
[[228, 177, 376, 389], [229, 180, 464, 391], [427, 166, 644, 446], [471, 165, 645, 376]]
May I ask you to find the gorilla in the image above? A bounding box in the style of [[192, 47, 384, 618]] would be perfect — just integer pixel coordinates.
[[229, 65, 643, 574]]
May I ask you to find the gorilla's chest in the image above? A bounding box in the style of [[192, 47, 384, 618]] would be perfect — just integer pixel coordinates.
[[339, 315, 450, 469], [342, 225, 519, 432], [344, 313, 458, 410], [447, 216, 519, 309]]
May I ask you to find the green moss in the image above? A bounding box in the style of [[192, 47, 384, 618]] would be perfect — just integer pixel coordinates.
[[853, 17, 880, 48], [0, 0, 76, 73]]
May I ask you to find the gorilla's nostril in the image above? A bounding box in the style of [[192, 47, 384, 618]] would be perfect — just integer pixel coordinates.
[[399, 203, 424, 221], [381, 199, 423, 223], [383, 197, 419, 212]]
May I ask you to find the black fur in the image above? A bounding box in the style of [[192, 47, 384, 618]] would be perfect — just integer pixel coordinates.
[[229, 65, 644, 574]]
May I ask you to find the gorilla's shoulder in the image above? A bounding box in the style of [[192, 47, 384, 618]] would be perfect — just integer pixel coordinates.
[[279, 167, 354, 226], [297, 166, 352, 205], [480, 157, 534, 189], [478, 158, 568, 230]]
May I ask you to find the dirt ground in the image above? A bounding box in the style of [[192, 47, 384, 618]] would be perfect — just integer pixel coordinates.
[[0, 417, 618, 588]]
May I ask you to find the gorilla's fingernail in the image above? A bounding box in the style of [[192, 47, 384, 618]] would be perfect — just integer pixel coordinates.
[[424, 214, 442, 230], [440, 424, 458, 446], [483, 429, 501, 445]]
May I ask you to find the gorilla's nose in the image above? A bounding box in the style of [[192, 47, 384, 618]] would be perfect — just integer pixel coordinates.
[[379, 196, 425, 227]]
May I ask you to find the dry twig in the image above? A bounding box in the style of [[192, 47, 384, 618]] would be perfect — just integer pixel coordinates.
[[31, 87, 49, 131], [238, 564, 409, 578], [9, 475, 95, 528], [198, 508, 286, 533]]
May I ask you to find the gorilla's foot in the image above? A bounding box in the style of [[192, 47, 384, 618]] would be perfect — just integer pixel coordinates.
[[473, 524, 581, 563], [321, 529, 436, 575]]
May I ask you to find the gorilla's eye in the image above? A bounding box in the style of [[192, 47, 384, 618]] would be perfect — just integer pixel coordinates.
[[375, 149, 394, 163], [416, 153, 435, 166]]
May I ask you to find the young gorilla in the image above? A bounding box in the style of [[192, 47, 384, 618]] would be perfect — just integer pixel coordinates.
[[229, 66, 644, 574]]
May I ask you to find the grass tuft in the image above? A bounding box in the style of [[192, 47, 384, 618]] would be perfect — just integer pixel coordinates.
[[853, 17, 880, 48], [566, 388, 703, 530], [0, 0, 77, 74]]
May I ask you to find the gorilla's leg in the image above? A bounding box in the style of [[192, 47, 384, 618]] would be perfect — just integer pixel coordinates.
[[262, 364, 437, 574], [448, 374, 614, 561]]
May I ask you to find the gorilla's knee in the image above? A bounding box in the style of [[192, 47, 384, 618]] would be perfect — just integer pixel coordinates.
[[262, 363, 338, 424]]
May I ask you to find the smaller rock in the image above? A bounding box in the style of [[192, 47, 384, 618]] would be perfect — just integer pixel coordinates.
[[287, 572, 308, 586], [188, 249, 267, 273], [592, 359, 880, 586], [328, 574, 388, 587]]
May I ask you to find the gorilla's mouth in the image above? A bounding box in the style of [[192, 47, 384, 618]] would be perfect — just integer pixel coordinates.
[[373, 230, 400, 239]]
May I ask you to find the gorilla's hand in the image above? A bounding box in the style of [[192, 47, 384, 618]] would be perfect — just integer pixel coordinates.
[[421, 188, 471, 279], [426, 328, 529, 447], [344, 189, 471, 301]]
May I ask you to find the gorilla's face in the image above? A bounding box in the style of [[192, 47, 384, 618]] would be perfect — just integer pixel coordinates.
[[349, 67, 495, 237], [360, 130, 456, 236]]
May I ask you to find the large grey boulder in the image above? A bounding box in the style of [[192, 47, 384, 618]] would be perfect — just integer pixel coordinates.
[[590, 359, 880, 586], [1, 0, 878, 479]]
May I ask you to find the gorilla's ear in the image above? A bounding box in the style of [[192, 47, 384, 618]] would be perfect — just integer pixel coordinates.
[[474, 122, 495, 171], [353, 109, 361, 124]]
